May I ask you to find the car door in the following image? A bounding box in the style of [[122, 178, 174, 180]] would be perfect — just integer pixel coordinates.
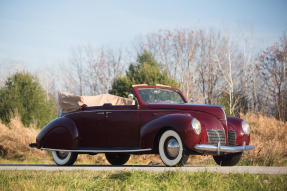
[[103, 106, 140, 148], [68, 109, 107, 148]]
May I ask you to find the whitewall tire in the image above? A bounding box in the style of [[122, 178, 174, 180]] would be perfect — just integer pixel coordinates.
[[159, 130, 188, 167], [52, 151, 78, 166]]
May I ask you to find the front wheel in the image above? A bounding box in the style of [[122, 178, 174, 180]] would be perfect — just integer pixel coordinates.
[[52, 151, 78, 166], [158, 130, 189, 167], [105, 153, 130, 165], [213, 152, 242, 166]]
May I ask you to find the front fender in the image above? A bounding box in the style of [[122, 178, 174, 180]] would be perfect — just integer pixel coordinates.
[[227, 116, 250, 145], [140, 113, 200, 151], [36, 117, 79, 149]]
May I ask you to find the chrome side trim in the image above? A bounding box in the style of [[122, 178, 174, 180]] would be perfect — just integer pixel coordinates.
[[185, 104, 223, 108], [40, 148, 152, 153], [194, 141, 255, 154]]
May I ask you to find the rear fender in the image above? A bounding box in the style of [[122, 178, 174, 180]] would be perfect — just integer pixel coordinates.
[[36, 117, 79, 149], [140, 113, 200, 151]]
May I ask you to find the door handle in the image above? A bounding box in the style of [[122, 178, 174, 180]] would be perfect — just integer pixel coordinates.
[[105, 112, 112, 118], [152, 113, 160, 117]]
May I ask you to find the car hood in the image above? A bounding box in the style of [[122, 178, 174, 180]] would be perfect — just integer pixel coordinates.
[[144, 103, 227, 121]]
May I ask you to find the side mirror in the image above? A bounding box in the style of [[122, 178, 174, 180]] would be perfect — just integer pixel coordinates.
[[128, 94, 134, 100]]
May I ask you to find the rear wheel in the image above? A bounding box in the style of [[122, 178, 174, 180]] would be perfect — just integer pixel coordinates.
[[158, 130, 188, 167], [105, 153, 130, 165], [213, 152, 242, 166], [52, 151, 78, 166]]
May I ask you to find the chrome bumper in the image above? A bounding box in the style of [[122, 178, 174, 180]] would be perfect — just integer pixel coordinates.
[[194, 141, 255, 155]]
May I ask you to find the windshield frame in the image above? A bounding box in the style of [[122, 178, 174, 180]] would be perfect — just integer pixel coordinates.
[[132, 85, 187, 105]]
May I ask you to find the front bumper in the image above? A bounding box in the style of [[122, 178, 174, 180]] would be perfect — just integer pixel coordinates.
[[194, 141, 255, 155]]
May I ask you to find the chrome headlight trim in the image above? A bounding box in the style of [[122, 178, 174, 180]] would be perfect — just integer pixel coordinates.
[[192, 118, 201, 135], [241, 120, 250, 135]]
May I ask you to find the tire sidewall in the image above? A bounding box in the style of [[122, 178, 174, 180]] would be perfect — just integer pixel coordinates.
[[52, 151, 73, 166], [159, 130, 183, 166]]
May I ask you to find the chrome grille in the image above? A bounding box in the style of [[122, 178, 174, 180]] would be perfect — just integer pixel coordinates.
[[206, 129, 226, 145], [228, 130, 237, 146]]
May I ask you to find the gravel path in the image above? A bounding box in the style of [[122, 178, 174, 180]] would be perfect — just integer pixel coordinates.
[[1, 165, 287, 174]]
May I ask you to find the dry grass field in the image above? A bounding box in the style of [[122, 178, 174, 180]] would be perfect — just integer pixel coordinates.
[[0, 113, 286, 166], [241, 113, 287, 166], [0, 115, 49, 163]]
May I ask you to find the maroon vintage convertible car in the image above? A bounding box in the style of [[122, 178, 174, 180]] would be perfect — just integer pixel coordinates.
[[30, 84, 254, 166]]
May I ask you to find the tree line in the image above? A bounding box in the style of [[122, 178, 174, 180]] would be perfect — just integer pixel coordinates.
[[0, 28, 286, 126], [60, 29, 286, 121]]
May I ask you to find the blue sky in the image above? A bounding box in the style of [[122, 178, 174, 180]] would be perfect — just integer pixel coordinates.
[[0, 0, 286, 69]]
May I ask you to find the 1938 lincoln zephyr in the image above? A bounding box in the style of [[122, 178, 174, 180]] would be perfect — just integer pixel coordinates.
[[30, 84, 255, 166]]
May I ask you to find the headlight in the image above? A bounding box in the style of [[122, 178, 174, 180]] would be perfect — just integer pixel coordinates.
[[192, 118, 201, 135], [241, 120, 250, 135]]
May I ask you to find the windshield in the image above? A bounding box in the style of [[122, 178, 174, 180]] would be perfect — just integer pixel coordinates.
[[138, 88, 185, 104]]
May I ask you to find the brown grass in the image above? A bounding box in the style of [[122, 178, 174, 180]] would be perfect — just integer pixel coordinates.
[[0, 115, 48, 161], [240, 113, 287, 166], [0, 113, 286, 166]]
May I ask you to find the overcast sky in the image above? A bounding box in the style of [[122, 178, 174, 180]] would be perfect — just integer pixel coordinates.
[[0, 0, 286, 69]]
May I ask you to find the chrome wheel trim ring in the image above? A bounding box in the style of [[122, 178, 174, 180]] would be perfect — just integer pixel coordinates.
[[159, 130, 183, 166]]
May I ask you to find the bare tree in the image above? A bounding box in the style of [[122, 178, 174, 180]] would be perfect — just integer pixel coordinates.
[[196, 30, 222, 104], [213, 36, 243, 115], [137, 29, 260, 115], [138, 29, 201, 102], [36, 67, 58, 101], [258, 34, 287, 121], [60, 45, 124, 96], [241, 34, 256, 112], [85, 47, 124, 95], [139, 29, 244, 108]]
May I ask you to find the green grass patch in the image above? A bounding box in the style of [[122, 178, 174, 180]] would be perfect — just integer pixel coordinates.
[[0, 170, 286, 191]]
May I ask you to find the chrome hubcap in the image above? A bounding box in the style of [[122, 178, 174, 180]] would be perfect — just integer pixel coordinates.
[[166, 138, 180, 158], [57, 151, 69, 159]]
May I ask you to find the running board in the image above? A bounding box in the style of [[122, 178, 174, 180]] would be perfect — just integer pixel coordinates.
[[40, 147, 152, 153]]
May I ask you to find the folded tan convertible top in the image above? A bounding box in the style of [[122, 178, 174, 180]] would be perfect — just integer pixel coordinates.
[[58, 92, 135, 113]]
